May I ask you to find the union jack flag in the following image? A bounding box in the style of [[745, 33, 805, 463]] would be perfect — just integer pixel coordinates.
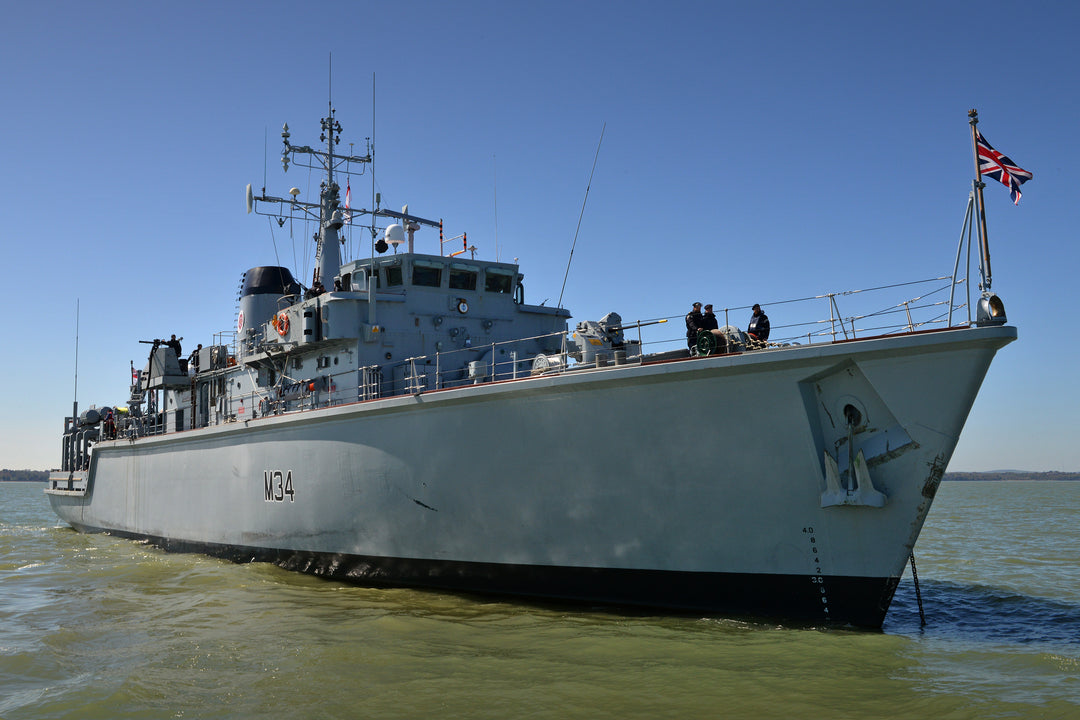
[[976, 130, 1033, 205]]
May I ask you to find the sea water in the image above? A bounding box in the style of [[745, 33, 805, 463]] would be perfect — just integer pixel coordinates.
[[1, 481, 1077, 719]]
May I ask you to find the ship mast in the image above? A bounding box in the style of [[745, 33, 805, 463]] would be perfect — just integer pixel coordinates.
[[251, 106, 442, 282], [265, 108, 371, 293], [313, 105, 344, 289]]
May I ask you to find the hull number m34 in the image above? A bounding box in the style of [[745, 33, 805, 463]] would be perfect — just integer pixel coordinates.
[[264, 470, 295, 502]]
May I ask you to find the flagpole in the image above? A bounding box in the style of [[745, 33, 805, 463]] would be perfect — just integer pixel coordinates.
[[968, 108, 993, 292]]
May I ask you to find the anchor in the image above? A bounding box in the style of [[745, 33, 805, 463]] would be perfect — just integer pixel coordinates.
[[821, 406, 887, 508]]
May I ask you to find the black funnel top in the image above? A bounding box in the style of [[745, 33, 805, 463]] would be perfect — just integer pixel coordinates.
[[241, 267, 301, 298]]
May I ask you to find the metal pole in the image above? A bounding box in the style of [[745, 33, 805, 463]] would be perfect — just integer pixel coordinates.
[[72, 299, 79, 424], [966, 215, 974, 325], [827, 294, 835, 341], [948, 192, 974, 327], [968, 109, 993, 292]]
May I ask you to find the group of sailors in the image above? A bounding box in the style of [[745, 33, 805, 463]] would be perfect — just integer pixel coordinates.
[[684, 302, 770, 352], [164, 334, 209, 375]]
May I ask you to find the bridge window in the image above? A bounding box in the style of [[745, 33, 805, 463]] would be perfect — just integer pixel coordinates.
[[449, 264, 478, 291], [354, 268, 380, 290], [412, 261, 443, 288], [485, 269, 514, 294]]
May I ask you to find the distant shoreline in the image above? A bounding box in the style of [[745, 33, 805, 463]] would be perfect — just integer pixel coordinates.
[[1, 470, 50, 483], [945, 471, 1080, 482]]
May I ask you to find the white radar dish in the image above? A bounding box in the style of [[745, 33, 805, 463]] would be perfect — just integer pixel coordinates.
[[384, 224, 406, 247]]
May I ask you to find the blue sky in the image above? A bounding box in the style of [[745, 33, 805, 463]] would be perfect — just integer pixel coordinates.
[[1, 0, 1076, 472]]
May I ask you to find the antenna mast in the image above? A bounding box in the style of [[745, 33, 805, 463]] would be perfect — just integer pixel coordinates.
[[494, 155, 499, 262], [371, 72, 377, 261], [558, 122, 606, 309], [72, 299, 79, 423]]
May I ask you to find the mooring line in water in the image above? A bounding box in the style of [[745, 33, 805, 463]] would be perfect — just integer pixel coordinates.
[[910, 551, 926, 626]]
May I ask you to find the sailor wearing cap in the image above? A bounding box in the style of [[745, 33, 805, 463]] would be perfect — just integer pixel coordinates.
[[702, 304, 719, 331], [685, 302, 704, 350], [748, 303, 770, 343]]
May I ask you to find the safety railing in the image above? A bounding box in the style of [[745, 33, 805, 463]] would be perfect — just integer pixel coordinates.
[[116, 274, 973, 434], [245, 274, 972, 412], [645, 275, 967, 354]]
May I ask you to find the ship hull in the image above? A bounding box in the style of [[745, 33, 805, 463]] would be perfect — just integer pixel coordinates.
[[48, 325, 1015, 627]]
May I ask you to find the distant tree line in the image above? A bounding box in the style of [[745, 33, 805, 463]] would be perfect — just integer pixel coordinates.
[[945, 471, 1080, 482], [0, 469, 49, 482]]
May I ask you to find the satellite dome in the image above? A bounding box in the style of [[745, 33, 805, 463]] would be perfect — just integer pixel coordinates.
[[384, 224, 406, 247]]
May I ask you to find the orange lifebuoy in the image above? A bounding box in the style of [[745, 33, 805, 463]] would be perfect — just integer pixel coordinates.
[[274, 312, 289, 336]]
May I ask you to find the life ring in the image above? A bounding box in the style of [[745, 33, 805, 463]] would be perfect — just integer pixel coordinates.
[[274, 312, 289, 336]]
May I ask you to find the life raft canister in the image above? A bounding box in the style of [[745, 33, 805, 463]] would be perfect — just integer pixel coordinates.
[[274, 311, 290, 336]]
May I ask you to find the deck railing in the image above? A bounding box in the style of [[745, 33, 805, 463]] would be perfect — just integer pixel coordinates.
[[123, 274, 974, 435], [247, 274, 970, 411]]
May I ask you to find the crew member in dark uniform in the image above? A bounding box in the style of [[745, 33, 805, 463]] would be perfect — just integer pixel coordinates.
[[685, 302, 704, 350], [702, 304, 719, 331], [747, 304, 770, 343], [103, 407, 115, 440], [189, 344, 203, 375], [166, 334, 182, 358]]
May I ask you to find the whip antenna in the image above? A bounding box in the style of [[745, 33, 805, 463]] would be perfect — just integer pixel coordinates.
[[263, 127, 268, 191], [558, 122, 605, 309], [72, 299, 79, 423], [371, 72, 376, 262], [494, 154, 499, 262]]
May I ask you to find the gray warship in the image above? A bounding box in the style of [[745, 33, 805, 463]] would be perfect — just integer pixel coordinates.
[[47, 106, 1017, 627]]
